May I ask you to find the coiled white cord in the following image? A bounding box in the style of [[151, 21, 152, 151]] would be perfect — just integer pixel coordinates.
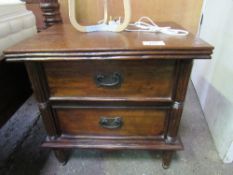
[[125, 16, 189, 36]]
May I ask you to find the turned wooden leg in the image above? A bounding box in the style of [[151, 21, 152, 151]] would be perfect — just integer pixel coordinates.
[[162, 151, 174, 169], [53, 149, 69, 165]]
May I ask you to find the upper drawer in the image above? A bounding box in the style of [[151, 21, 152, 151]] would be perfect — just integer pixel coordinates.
[[44, 60, 176, 101]]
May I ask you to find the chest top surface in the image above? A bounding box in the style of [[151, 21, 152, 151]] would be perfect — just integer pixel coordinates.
[[4, 22, 213, 61]]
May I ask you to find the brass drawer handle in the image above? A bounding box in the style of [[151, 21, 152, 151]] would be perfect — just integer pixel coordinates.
[[95, 72, 122, 88], [99, 117, 123, 129]]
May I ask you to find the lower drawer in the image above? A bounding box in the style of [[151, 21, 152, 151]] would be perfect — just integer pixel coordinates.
[[54, 108, 168, 138]]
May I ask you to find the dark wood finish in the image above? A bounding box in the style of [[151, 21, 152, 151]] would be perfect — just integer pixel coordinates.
[[43, 137, 183, 151], [39, 0, 62, 28], [23, 0, 62, 31], [44, 60, 175, 100], [4, 24, 213, 61], [167, 60, 193, 143], [55, 108, 167, 137], [53, 149, 69, 165], [4, 22, 213, 169], [162, 150, 174, 169], [25, 62, 58, 137], [50, 99, 173, 107], [24, 0, 46, 31], [0, 60, 32, 127]]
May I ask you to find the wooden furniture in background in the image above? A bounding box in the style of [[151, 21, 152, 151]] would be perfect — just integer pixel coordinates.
[[24, 0, 62, 30], [4, 22, 213, 168], [40, 0, 62, 27], [24, 0, 45, 31], [27, 0, 203, 34]]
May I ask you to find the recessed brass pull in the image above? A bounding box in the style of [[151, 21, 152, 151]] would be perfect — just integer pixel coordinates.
[[95, 72, 122, 88], [99, 117, 123, 129]]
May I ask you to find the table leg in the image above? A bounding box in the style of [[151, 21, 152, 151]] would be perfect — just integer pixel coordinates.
[[54, 149, 69, 165], [162, 150, 174, 169]]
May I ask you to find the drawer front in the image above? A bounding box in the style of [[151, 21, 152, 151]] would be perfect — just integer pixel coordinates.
[[44, 60, 176, 100], [55, 108, 167, 137]]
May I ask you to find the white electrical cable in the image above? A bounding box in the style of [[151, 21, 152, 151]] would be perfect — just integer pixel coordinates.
[[125, 16, 189, 36]]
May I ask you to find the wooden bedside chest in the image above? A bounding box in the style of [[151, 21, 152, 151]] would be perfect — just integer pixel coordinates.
[[4, 23, 213, 169]]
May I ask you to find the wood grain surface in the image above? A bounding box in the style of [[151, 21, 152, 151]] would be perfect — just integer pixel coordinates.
[[4, 23, 213, 61], [55, 108, 167, 137], [4, 14, 213, 167], [44, 60, 175, 100]]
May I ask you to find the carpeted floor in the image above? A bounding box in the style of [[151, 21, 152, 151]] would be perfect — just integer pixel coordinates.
[[0, 82, 233, 175]]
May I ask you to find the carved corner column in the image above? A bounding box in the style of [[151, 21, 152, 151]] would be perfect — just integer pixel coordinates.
[[25, 62, 59, 138], [25, 62, 69, 163], [40, 0, 62, 28], [163, 60, 193, 168], [167, 60, 193, 143]]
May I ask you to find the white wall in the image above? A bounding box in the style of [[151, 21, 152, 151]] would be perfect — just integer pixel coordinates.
[[192, 0, 233, 163], [0, 0, 23, 5], [0, 0, 26, 17]]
